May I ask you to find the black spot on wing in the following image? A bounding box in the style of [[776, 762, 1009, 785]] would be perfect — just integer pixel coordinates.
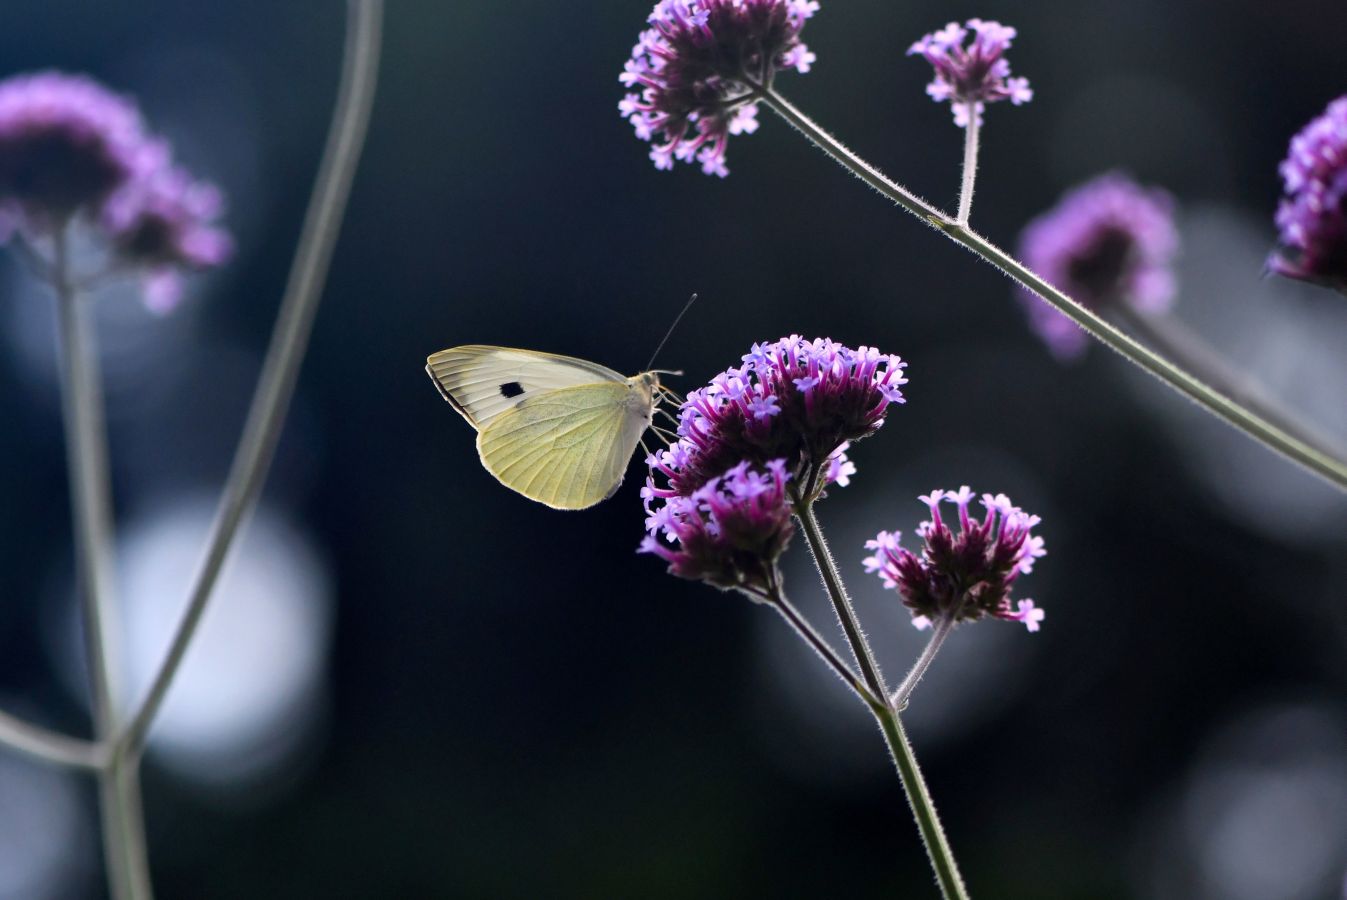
[[500, 381, 525, 398]]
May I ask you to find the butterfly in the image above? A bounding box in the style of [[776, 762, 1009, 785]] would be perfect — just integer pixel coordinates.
[[426, 346, 678, 510]]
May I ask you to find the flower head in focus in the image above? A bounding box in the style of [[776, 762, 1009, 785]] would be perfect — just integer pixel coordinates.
[[863, 486, 1046, 632], [104, 166, 234, 312], [640, 459, 795, 596], [1269, 96, 1347, 291], [1017, 173, 1178, 360], [907, 19, 1032, 128], [619, 0, 820, 176], [644, 336, 907, 504], [0, 71, 153, 232]]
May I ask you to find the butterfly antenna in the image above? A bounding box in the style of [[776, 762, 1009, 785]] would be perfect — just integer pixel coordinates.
[[644, 293, 698, 372]]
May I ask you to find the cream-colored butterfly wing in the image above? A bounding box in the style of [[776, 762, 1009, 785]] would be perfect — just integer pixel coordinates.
[[475, 381, 654, 509], [426, 345, 627, 430]]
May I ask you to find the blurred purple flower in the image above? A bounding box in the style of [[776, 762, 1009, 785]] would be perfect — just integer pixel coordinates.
[[619, 0, 819, 176], [104, 166, 233, 312], [0, 71, 153, 233], [1269, 96, 1347, 291], [863, 486, 1046, 632], [1017, 173, 1178, 360], [640, 459, 795, 595], [907, 19, 1032, 128], [643, 335, 907, 503], [0, 69, 232, 311]]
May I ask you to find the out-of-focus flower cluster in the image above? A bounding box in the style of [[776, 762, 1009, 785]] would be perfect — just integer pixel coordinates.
[[1270, 95, 1347, 291], [0, 70, 231, 310], [644, 335, 906, 504], [1017, 173, 1178, 360], [640, 459, 794, 594], [864, 487, 1045, 632], [619, 0, 819, 176], [907, 19, 1032, 128]]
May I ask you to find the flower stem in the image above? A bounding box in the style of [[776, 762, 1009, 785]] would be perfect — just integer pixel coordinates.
[[956, 104, 979, 224], [891, 612, 957, 711], [875, 708, 971, 900], [113, 0, 383, 762], [790, 497, 970, 898], [1109, 303, 1347, 460], [791, 495, 889, 703], [756, 87, 1347, 493], [0, 708, 103, 769], [760, 576, 884, 712], [53, 226, 152, 900]]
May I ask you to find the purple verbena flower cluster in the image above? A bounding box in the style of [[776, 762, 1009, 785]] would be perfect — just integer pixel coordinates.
[[907, 19, 1032, 128], [0, 70, 231, 310], [619, 0, 819, 176], [1269, 95, 1347, 290], [1017, 173, 1178, 360], [644, 336, 907, 504], [864, 487, 1046, 632], [640, 459, 795, 594], [102, 167, 233, 312]]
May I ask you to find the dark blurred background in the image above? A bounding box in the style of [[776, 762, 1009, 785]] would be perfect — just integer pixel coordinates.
[[1, 1, 1346, 898]]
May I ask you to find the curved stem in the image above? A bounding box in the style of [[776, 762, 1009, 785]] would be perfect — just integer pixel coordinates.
[[759, 576, 883, 712], [114, 0, 383, 761], [956, 103, 980, 225], [0, 708, 103, 770], [791, 494, 890, 704], [890, 612, 957, 711], [756, 87, 1347, 492]]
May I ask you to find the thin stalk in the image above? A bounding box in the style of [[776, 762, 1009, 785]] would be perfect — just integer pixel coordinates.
[[53, 225, 119, 742], [956, 103, 980, 224], [759, 577, 883, 712], [876, 708, 970, 900], [790, 498, 969, 897], [1110, 303, 1347, 460], [755, 86, 1347, 492], [53, 226, 149, 900], [0, 708, 103, 770], [791, 495, 890, 704], [114, 0, 383, 760], [891, 612, 957, 711]]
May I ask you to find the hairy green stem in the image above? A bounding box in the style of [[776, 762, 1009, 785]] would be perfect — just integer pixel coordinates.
[[956, 102, 980, 224], [1110, 303, 1347, 460], [877, 708, 971, 900], [791, 495, 889, 702], [756, 87, 1347, 492], [114, 0, 383, 761], [792, 495, 969, 897], [891, 612, 957, 711], [759, 575, 883, 712]]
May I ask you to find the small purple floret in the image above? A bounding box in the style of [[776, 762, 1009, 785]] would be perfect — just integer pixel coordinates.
[[1017, 173, 1178, 360], [619, 0, 820, 176], [640, 459, 795, 594], [907, 19, 1032, 128], [863, 487, 1046, 631], [104, 166, 234, 312], [1269, 96, 1347, 291], [645, 335, 908, 502]]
